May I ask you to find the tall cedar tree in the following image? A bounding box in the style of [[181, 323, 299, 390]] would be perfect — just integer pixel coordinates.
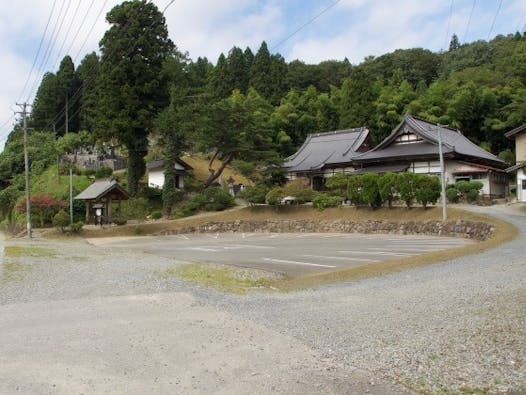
[[75, 52, 100, 132], [96, 0, 174, 196]]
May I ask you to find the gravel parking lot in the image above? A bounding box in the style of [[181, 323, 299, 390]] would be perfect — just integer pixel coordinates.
[[0, 204, 525, 394]]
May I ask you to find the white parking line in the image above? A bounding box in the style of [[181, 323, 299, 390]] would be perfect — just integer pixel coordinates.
[[338, 250, 411, 256], [223, 244, 275, 250], [262, 258, 336, 268], [366, 246, 441, 252], [184, 247, 219, 252], [302, 254, 380, 262]]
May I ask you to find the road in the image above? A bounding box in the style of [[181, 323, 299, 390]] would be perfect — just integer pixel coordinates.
[[91, 232, 473, 277]]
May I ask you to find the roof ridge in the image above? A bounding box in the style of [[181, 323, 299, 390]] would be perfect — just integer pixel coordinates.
[[309, 127, 365, 138]]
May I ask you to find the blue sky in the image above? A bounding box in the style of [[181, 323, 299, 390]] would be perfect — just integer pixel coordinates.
[[0, 0, 525, 149]]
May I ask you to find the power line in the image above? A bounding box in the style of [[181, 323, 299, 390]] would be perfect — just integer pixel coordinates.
[[16, 0, 58, 103], [26, 0, 72, 102], [462, 0, 476, 43], [487, 0, 503, 41], [444, 0, 454, 50], [271, 0, 341, 51], [64, 0, 97, 59], [50, 0, 83, 70], [73, 0, 110, 63]]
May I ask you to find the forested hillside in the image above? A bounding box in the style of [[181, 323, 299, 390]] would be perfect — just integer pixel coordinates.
[[1, 0, 525, 220]]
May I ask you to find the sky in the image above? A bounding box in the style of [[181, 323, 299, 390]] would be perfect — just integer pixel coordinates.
[[0, 0, 525, 150]]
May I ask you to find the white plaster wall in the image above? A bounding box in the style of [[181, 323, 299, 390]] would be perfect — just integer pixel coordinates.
[[518, 169, 526, 202], [148, 169, 165, 188]]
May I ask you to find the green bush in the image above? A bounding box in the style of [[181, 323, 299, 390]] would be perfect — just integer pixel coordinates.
[[347, 175, 364, 206], [53, 209, 70, 232], [121, 197, 150, 221], [113, 217, 127, 225], [238, 185, 269, 205], [312, 194, 343, 210], [414, 175, 441, 208], [378, 172, 398, 208], [94, 167, 113, 179], [70, 221, 84, 233], [446, 187, 460, 203], [182, 188, 235, 215], [151, 210, 162, 220], [281, 179, 316, 203], [325, 173, 349, 197], [397, 173, 416, 208], [265, 187, 285, 205], [361, 173, 383, 208], [466, 188, 480, 202]]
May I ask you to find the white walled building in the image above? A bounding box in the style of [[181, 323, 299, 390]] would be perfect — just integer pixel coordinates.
[[146, 158, 192, 189], [505, 124, 526, 202], [284, 115, 507, 197]]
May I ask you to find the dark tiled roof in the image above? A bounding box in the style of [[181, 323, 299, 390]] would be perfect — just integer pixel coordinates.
[[284, 128, 369, 172], [505, 124, 526, 139], [146, 158, 192, 171], [356, 115, 504, 166], [351, 163, 409, 174], [74, 180, 129, 201]]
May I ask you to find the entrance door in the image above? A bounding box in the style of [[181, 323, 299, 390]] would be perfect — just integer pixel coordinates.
[[521, 178, 526, 202]]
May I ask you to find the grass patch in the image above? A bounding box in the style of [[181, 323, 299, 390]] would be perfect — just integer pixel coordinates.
[[162, 263, 280, 294], [4, 246, 57, 257]]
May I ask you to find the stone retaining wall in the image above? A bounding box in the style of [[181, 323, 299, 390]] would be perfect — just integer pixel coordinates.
[[157, 219, 494, 241]]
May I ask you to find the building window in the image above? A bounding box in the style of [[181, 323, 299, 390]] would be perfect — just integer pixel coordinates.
[[522, 179, 526, 190]]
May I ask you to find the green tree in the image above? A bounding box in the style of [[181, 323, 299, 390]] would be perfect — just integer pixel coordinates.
[[30, 72, 60, 131], [397, 172, 416, 208], [96, 0, 174, 196], [76, 52, 100, 132], [378, 172, 398, 208], [414, 175, 441, 208]]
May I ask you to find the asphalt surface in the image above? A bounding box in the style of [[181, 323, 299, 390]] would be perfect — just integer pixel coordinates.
[[91, 232, 474, 277]]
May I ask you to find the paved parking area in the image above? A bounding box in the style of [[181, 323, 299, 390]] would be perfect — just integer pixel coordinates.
[[94, 233, 474, 277]]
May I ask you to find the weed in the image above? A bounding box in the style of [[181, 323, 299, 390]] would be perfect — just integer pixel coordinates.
[[4, 246, 56, 257]]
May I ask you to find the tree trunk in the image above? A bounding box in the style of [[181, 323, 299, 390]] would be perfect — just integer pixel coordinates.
[[127, 148, 147, 196], [203, 153, 234, 188]]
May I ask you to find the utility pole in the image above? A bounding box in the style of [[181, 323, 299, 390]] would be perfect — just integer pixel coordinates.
[[16, 102, 32, 238], [437, 123, 448, 222], [69, 168, 73, 225]]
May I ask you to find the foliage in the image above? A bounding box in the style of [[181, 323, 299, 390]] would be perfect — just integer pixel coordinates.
[[281, 179, 317, 204], [182, 188, 235, 215], [16, 195, 67, 227], [70, 221, 84, 233], [265, 186, 285, 205], [397, 172, 416, 208], [237, 184, 270, 205], [325, 172, 349, 197], [360, 173, 383, 208], [446, 187, 460, 203], [378, 172, 398, 208], [150, 210, 163, 220], [312, 194, 343, 210], [347, 175, 364, 206], [96, 0, 174, 196], [121, 197, 150, 221], [414, 174, 441, 208], [53, 209, 70, 232]]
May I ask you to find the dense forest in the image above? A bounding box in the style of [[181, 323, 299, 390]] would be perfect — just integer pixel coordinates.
[[1, 0, 525, 219]]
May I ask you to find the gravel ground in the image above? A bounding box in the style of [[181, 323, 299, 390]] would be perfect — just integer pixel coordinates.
[[1, 204, 525, 394]]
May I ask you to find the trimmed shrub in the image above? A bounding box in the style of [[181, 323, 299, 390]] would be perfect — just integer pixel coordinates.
[[53, 209, 70, 232], [70, 221, 84, 233], [94, 167, 113, 179], [397, 173, 416, 208], [378, 172, 398, 208], [281, 179, 316, 204], [414, 175, 441, 208], [265, 187, 285, 205], [312, 194, 343, 210], [361, 173, 383, 208], [347, 175, 364, 206], [446, 187, 460, 203], [238, 184, 269, 205], [182, 188, 235, 215], [151, 210, 162, 220], [466, 188, 480, 203], [325, 173, 349, 197]]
